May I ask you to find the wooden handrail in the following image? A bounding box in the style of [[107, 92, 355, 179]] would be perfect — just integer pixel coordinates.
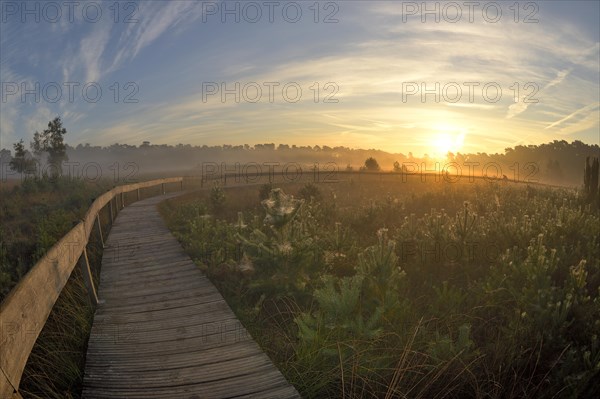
[[0, 177, 183, 399]]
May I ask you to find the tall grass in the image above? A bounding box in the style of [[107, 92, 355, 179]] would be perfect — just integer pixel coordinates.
[[161, 178, 600, 398], [16, 203, 107, 398], [1, 178, 110, 398]]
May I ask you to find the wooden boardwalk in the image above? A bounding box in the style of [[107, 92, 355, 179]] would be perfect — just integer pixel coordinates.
[[82, 194, 301, 399]]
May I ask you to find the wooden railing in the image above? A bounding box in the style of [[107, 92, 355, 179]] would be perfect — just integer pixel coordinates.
[[0, 177, 184, 399]]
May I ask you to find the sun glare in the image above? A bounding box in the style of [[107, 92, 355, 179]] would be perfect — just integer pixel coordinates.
[[432, 125, 465, 157]]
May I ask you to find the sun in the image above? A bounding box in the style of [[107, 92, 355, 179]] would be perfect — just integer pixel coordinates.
[[431, 125, 466, 158]]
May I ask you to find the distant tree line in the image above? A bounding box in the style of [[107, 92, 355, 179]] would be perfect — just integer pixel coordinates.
[[2, 117, 598, 188]]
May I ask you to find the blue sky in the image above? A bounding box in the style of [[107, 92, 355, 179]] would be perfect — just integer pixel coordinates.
[[1, 0, 598, 156]]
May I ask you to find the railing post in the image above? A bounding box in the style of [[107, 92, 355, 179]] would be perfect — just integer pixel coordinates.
[[79, 247, 99, 307], [109, 198, 114, 223], [121, 192, 125, 208], [96, 214, 105, 248], [137, 188, 140, 201], [180, 180, 183, 191], [162, 183, 165, 195]]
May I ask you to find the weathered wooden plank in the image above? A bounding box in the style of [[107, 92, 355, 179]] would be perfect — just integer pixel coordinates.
[[82, 195, 300, 398], [87, 322, 239, 349], [96, 294, 227, 316], [84, 325, 246, 360], [84, 340, 261, 369], [84, 357, 278, 387], [91, 302, 236, 330], [97, 269, 204, 292], [97, 287, 222, 308], [98, 260, 201, 282], [96, 278, 211, 300], [96, 283, 216, 304], [89, 308, 240, 340], [82, 368, 298, 399], [100, 290, 223, 309]]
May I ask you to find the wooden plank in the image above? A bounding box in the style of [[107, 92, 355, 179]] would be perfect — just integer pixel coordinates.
[[90, 310, 238, 337], [83, 356, 277, 386], [96, 285, 220, 306], [84, 321, 245, 360], [84, 341, 262, 371], [82, 368, 297, 399], [88, 314, 240, 343], [82, 195, 300, 398]]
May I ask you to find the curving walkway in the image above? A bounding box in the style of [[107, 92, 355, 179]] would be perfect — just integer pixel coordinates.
[[82, 194, 301, 399]]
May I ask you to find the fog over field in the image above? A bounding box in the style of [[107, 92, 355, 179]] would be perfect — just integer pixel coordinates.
[[1, 139, 599, 188]]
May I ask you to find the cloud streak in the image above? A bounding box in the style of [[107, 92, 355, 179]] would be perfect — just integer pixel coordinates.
[[507, 69, 571, 119], [545, 102, 600, 130]]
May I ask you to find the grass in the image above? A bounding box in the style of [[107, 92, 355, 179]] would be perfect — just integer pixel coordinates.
[[3, 172, 597, 397], [18, 266, 96, 399], [160, 175, 600, 398]]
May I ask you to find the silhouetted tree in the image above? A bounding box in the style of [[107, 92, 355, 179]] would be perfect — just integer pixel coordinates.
[[9, 140, 36, 176], [30, 117, 68, 177], [364, 157, 380, 171]]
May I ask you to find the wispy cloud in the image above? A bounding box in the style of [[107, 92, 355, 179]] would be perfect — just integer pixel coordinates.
[[80, 27, 111, 82], [545, 102, 600, 130], [110, 1, 204, 71], [507, 69, 571, 119]]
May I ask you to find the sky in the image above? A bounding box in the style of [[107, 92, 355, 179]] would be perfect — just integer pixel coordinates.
[[0, 0, 599, 156]]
